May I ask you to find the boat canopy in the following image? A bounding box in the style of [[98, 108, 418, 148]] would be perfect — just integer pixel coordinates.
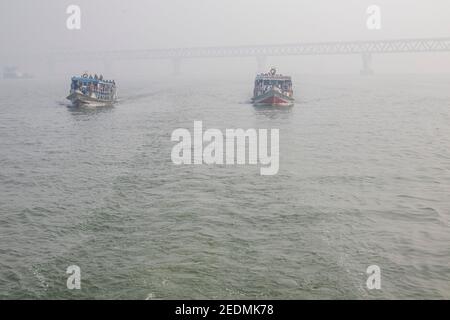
[[254, 77, 292, 87], [255, 75, 292, 81], [71, 76, 115, 86]]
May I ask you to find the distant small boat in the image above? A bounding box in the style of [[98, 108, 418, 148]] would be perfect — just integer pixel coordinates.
[[3, 67, 33, 79], [67, 73, 117, 107], [252, 68, 294, 107]]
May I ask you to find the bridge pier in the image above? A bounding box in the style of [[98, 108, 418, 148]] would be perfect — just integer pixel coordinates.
[[256, 56, 267, 74], [172, 58, 181, 76], [360, 53, 374, 76]]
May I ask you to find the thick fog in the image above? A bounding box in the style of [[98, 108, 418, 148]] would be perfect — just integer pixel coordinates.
[[1, 0, 450, 75]]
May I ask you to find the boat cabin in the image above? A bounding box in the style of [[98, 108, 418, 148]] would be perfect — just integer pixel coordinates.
[[70, 74, 116, 101], [254, 69, 293, 98]]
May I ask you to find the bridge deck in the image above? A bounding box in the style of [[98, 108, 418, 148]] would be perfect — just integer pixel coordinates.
[[50, 38, 450, 61]]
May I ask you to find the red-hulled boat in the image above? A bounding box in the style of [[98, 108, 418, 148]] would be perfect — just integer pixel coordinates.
[[252, 68, 294, 107]]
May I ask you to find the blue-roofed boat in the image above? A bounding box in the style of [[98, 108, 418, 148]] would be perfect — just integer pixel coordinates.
[[67, 73, 117, 107]]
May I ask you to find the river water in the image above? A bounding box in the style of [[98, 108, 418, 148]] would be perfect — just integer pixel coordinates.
[[0, 74, 449, 299]]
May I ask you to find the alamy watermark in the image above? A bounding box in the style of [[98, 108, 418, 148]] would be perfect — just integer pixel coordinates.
[[366, 265, 381, 290], [66, 5, 81, 30], [66, 265, 81, 290], [171, 121, 279, 175], [366, 5, 381, 30]]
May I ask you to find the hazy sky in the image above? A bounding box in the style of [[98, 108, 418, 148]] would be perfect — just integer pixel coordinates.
[[1, 0, 450, 74], [2, 0, 450, 50]]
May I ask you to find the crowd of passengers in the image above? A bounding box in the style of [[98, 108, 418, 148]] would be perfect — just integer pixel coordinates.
[[71, 74, 116, 99], [254, 79, 293, 97]]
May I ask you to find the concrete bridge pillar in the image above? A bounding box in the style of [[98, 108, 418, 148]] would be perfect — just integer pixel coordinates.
[[360, 53, 374, 76], [256, 56, 267, 74], [172, 58, 181, 76]]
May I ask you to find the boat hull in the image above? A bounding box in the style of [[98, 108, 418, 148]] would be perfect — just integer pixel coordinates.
[[252, 90, 294, 107], [67, 91, 115, 107]]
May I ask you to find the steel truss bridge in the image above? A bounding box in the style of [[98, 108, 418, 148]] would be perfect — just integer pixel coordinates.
[[31, 37, 450, 75]]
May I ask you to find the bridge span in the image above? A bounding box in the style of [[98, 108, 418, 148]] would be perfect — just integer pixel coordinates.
[[46, 37, 450, 75]]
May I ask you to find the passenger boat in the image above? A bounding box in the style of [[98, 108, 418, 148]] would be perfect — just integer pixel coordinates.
[[252, 68, 294, 107], [67, 73, 117, 107]]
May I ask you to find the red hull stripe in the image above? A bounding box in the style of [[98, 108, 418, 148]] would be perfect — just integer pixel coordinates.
[[260, 96, 289, 104]]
